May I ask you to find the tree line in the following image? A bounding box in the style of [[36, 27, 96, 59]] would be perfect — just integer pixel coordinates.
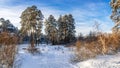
[[45, 14, 76, 45], [20, 5, 76, 46]]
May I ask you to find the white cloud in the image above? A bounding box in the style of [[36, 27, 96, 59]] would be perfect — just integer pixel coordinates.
[[75, 26, 93, 36], [0, 4, 66, 29], [39, 7, 66, 19], [0, 5, 27, 29], [0, 0, 13, 4], [0, 1, 113, 35], [70, 2, 113, 35]]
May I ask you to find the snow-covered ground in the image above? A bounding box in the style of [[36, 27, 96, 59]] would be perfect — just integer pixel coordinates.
[[18, 44, 74, 68], [74, 52, 120, 68], [17, 44, 120, 68]]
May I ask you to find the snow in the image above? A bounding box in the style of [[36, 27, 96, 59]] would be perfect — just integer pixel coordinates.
[[74, 52, 120, 68], [18, 44, 74, 68], [17, 44, 120, 68]]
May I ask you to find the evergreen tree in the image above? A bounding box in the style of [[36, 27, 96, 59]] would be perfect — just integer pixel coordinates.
[[20, 5, 43, 47], [67, 14, 76, 42], [57, 14, 76, 44], [57, 15, 63, 43], [0, 18, 17, 33], [62, 15, 70, 43], [44, 15, 58, 45], [110, 0, 120, 33]]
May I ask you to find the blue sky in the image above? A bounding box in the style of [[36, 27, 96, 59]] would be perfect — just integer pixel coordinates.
[[0, 0, 114, 35]]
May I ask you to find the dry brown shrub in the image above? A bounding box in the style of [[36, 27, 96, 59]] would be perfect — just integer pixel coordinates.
[[74, 32, 120, 62], [0, 32, 18, 68], [76, 40, 81, 51], [98, 34, 109, 54], [98, 33, 120, 54], [110, 33, 120, 51], [74, 40, 101, 61]]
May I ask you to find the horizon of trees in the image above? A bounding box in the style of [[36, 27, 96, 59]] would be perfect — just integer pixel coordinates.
[[19, 5, 76, 45]]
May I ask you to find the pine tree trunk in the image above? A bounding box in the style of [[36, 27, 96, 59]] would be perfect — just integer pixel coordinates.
[[65, 29, 67, 44], [30, 32, 34, 48], [52, 35, 55, 45]]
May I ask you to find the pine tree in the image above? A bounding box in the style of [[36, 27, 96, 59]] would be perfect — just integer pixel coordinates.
[[57, 14, 76, 44], [20, 5, 43, 47], [67, 14, 76, 42], [0, 18, 17, 33], [57, 15, 63, 43], [110, 0, 120, 33], [44, 15, 58, 45], [62, 15, 70, 43]]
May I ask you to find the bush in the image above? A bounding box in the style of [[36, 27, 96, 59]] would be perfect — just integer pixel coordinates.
[[74, 32, 120, 62], [0, 32, 18, 68]]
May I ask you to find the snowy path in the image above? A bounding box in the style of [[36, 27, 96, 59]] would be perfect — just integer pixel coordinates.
[[18, 44, 74, 68]]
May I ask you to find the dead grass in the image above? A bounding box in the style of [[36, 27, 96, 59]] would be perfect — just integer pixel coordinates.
[[74, 32, 120, 61], [0, 32, 18, 68]]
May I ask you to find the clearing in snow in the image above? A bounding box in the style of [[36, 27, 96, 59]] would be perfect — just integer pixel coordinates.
[[18, 44, 74, 68]]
